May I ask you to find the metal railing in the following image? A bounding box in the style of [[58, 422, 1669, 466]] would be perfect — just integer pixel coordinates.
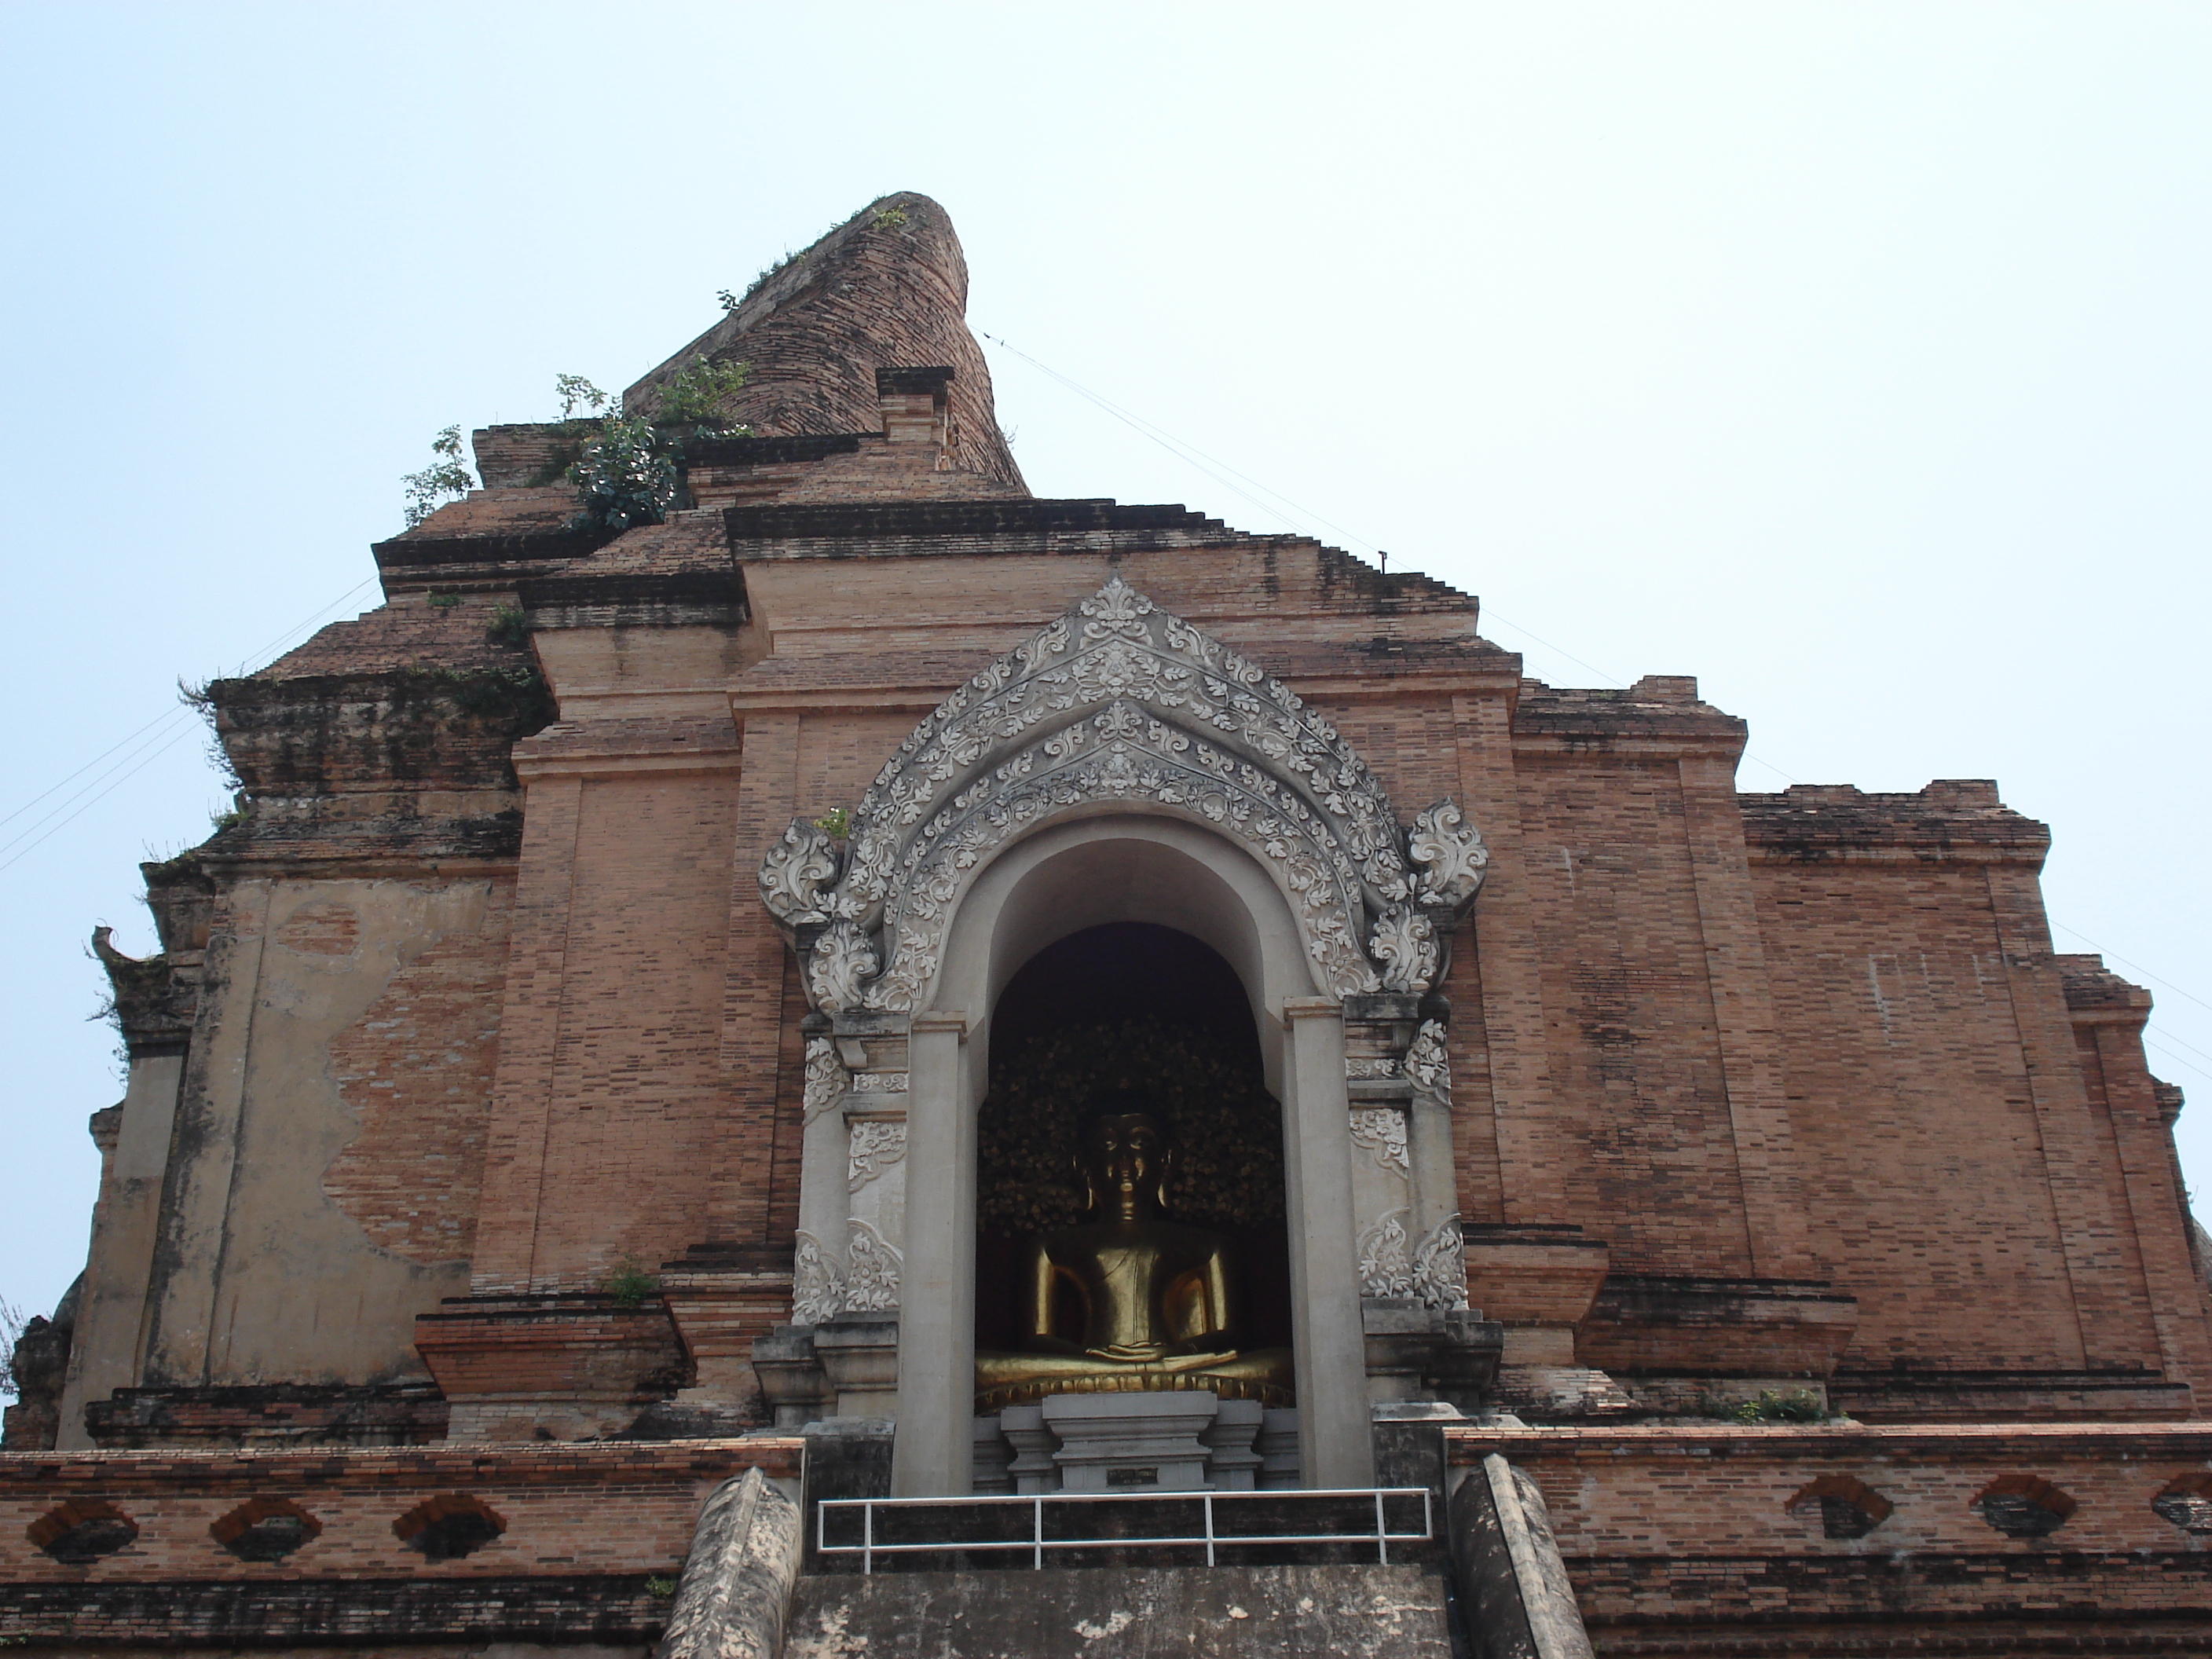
[[817, 1487, 1433, 1573]]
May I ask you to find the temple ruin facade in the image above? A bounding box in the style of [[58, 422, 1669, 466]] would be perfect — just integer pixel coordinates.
[[6, 192, 2209, 1655]]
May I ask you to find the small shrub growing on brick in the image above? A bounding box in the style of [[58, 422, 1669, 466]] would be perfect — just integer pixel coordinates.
[[1727, 1389, 1826, 1424], [402, 427, 474, 528], [567, 414, 679, 533], [602, 1254, 660, 1309]]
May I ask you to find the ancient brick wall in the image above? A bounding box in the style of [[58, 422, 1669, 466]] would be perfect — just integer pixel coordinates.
[[0, 1439, 798, 1651], [1447, 1422, 2212, 1650]]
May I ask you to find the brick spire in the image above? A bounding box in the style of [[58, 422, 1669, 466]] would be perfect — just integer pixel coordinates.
[[624, 192, 1025, 493]]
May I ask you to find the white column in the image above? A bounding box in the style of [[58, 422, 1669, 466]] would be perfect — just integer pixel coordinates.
[[793, 1038, 851, 1323], [1280, 997, 1376, 1488], [891, 1009, 973, 1495]]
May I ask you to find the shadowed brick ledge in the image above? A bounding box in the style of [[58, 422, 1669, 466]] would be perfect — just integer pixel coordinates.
[[412, 1294, 692, 1443], [1446, 1423, 2212, 1649], [0, 1439, 801, 1650]]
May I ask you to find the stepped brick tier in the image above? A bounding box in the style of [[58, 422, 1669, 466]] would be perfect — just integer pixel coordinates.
[[7, 191, 2207, 1652]]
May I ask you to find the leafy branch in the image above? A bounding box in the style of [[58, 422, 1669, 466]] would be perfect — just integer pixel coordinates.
[[401, 426, 476, 527]]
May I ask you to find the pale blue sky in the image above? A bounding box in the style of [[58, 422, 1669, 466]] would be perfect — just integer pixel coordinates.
[[3, 2, 2207, 1328]]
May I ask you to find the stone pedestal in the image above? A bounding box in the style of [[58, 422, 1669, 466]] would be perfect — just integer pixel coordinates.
[[1043, 1391, 1218, 1492], [750, 1324, 833, 1430], [1199, 1398, 1265, 1490], [971, 1417, 1016, 1494], [1000, 1403, 1057, 1495], [976, 1392, 1287, 1493], [813, 1313, 899, 1418], [1258, 1408, 1303, 1489]]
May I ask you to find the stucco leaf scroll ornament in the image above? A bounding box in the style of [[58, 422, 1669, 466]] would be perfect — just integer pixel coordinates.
[[756, 576, 1492, 1013], [760, 817, 840, 927], [1408, 799, 1489, 910]]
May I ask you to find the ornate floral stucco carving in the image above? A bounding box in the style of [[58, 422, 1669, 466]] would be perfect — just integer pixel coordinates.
[[1368, 903, 1440, 995], [1349, 1107, 1411, 1171], [1411, 1216, 1470, 1311], [802, 1036, 849, 1123], [1407, 1019, 1452, 1109], [1357, 1208, 1415, 1298], [847, 1121, 908, 1192], [756, 577, 1496, 1016], [1408, 799, 1489, 910], [807, 920, 879, 1014], [843, 1219, 903, 1313], [760, 817, 840, 926], [792, 1229, 844, 1325]]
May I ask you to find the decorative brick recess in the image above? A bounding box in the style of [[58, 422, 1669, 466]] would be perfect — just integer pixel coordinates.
[[1785, 1474, 1894, 1540], [2153, 1472, 2212, 1533], [27, 1499, 137, 1565], [392, 1493, 507, 1562], [1969, 1473, 2077, 1539], [210, 1496, 321, 1562]]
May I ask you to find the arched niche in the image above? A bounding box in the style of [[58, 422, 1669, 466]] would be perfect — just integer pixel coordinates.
[[897, 814, 1372, 1496]]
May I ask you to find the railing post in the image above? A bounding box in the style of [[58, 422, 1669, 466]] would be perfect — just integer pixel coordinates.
[[1375, 1490, 1388, 1565], [1204, 1493, 1216, 1567], [1033, 1495, 1045, 1569], [863, 1501, 874, 1576]]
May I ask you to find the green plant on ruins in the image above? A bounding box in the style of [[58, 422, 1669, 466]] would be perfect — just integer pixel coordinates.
[[401, 425, 475, 527], [558, 360, 749, 533], [485, 604, 528, 646], [566, 412, 679, 533], [600, 1254, 659, 1309], [1726, 1388, 1826, 1424], [813, 806, 849, 840], [645, 354, 751, 433], [555, 374, 611, 418]]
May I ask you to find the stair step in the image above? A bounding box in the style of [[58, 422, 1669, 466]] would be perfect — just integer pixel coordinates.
[[785, 1562, 1453, 1657]]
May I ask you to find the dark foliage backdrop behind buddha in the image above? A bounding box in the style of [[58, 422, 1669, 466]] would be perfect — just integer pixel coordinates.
[[975, 923, 1294, 1355]]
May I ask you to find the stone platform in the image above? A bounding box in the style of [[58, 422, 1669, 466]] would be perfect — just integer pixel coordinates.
[[784, 1563, 1453, 1658]]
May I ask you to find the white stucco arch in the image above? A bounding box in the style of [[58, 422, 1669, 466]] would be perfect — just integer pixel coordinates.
[[758, 577, 1493, 1498], [894, 811, 1372, 1496]]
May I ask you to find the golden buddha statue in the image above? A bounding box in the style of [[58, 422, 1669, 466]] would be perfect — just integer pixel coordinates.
[[973, 1104, 1295, 1412]]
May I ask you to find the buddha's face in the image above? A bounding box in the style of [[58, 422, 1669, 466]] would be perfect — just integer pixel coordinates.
[[1082, 1111, 1166, 1219]]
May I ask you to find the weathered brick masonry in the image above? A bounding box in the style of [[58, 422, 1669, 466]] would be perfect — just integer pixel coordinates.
[[9, 190, 2206, 1650]]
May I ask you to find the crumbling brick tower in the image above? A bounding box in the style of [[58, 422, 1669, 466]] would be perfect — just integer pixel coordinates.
[[8, 191, 2210, 1656]]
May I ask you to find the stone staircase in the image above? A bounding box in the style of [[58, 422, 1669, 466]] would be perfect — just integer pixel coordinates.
[[656, 1458, 1592, 1659]]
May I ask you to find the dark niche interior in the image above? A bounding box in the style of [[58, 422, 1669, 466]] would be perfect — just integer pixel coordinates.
[[974, 921, 1294, 1360]]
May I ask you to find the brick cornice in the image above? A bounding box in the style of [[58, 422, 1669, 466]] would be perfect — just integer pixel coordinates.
[[1444, 1420, 2212, 1465], [0, 1437, 803, 1492]]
